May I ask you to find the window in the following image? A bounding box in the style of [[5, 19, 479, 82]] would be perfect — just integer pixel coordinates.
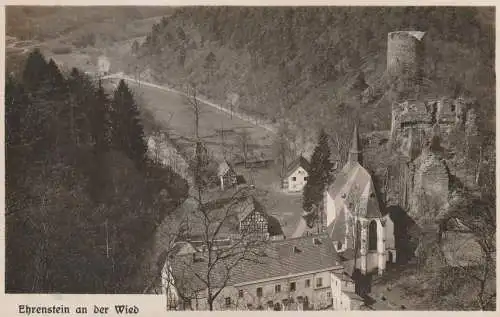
[[225, 297, 231, 306], [292, 177, 296, 181], [275, 284, 281, 293], [238, 290, 244, 298], [327, 291, 332, 298], [369, 220, 378, 251], [290, 282, 296, 292], [304, 176, 308, 181], [256, 287, 263, 297], [305, 279, 310, 288], [316, 277, 323, 288]]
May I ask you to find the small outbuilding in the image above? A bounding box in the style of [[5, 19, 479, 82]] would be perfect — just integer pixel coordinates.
[[282, 156, 310, 192], [218, 159, 237, 190]]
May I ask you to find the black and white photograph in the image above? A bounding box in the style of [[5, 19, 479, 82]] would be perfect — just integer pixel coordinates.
[[4, 5, 496, 311]]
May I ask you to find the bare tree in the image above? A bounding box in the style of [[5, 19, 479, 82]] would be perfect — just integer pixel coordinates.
[[237, 128, 251, 168], [436, 189, 496, 310], [162, 188, 270, 311], [273, 121, 292, 182]]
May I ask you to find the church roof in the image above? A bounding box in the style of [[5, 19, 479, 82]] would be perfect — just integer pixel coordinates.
[[349, 124, 361, 156], [326, 205, 346, 242], [327, 162, 383, 218]]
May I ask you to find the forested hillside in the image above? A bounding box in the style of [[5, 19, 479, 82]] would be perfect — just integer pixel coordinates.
[[130, 7, 494, 154], [5, 49, 188, 293], [6, 6, 173, 41]]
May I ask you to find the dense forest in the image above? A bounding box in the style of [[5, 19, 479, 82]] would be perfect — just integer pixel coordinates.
[[5, 49, 188, 293], [6, 6, 173, 41], [130, 7, 494, 151]]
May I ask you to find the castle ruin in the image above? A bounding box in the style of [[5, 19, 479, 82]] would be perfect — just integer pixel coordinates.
[[384, 31, 480, 224]]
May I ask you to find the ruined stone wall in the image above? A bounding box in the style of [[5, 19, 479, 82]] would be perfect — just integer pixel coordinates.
[[390, 98, 477, 160], [409, 150, 450, 224]]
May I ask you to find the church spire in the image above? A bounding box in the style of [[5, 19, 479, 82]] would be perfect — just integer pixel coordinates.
[[348, 123, 362, 164]]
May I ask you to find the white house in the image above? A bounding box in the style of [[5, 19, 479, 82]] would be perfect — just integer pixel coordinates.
[[282, 156, 310, 193]]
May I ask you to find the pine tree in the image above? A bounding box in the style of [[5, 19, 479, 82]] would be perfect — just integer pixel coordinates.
[[302, 129, 334, 212], [89, 81, 111, 203], [111, 80, 147, 168], [67, 68, 96, 145], [22, 48, 48, 90]]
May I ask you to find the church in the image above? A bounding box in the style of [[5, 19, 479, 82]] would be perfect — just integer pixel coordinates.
[[323, 125, 397, 276]]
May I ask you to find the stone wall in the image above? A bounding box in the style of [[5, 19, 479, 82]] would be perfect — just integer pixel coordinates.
[[387, 31, 425, 84], [409, 150, 450, 224]]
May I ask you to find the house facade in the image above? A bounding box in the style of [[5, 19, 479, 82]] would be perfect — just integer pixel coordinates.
[[330, 271, 364, 310], [282, 156, 310, 192], [162, 235, 343, 311]]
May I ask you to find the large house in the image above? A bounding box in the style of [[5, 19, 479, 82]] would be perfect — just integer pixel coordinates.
[[172, 193, 275, 246], [323, 125, 397, 275], [162, 234, 342, 311], [282, 156, 310, 193]]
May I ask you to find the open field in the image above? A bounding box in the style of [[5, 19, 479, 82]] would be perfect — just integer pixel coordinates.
[[106, 77, 276, 164]]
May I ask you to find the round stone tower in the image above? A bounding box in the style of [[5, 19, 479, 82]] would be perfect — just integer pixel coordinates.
[[387, 31, 426, 84]]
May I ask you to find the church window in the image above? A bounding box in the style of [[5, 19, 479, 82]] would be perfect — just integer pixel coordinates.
[[369, 220, 377, 251], [355, 220, 362, 251], [305, 279, 310, 288]]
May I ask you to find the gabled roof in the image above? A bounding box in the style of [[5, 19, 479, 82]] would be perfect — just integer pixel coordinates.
[[237, 196, 266, 222], [169, 234, 341, 292], [285, 156, 310, 178], [327, 162, 383, 218]]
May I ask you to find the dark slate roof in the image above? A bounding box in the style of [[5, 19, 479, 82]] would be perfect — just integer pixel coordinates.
[[284, 156, 310, 178], [170, 234, 341, 292], [237, 196, 259, 222]]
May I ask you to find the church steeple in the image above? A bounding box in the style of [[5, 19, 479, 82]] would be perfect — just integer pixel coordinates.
[[348, 123, 362, 164]]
